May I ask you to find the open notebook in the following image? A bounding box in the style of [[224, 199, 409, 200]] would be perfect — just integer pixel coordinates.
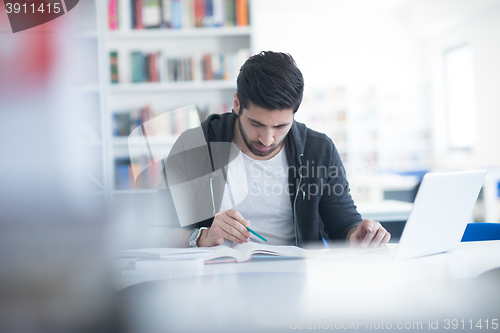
[[117, 243, 306, 265], [203, 242, 306, 263]]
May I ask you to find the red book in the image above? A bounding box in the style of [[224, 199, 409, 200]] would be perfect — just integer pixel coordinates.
[[135, 0, 145, 29], [151, 53, 159, 82], [194, 0, 206, 27], [203, 54, 213, 80]]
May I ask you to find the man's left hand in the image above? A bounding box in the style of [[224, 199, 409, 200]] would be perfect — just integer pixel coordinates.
[[347, 218, 391, 248]]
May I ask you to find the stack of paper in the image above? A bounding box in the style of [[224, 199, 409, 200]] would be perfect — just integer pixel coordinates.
[[117, 248, 211, 278], [117, 247, 211, 260]]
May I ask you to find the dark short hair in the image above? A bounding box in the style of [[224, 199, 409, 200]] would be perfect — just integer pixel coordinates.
[[237, 51, 304, 113]]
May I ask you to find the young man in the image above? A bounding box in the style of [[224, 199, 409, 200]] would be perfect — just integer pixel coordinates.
[[165, 51, 390, 248]]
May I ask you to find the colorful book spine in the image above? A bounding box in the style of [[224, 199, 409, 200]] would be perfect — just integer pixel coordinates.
[[235, 0, 248, 26], [194, 0, 205, 27], [131, 0, 136, 29], [160, 0, 171, 27], [144, 54, 151, 82], [135, 0, 145, 29], [126, 0, 247, 30], [204, 0, 213, 26], [129, 49, 249, 83], [131, 51, 143, 83], [112, 104, 229, 138], [213, 0, 224, 27], [225, 0, 235, 26], [108, 0, 119, 30], [182, 0, 194, 28], [109, 51, 119, 84], [116, 160, 132, 189], [171, 0, 183, 29]]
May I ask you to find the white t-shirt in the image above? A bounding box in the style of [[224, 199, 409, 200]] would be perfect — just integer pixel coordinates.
[[219, 143, 295, 245]]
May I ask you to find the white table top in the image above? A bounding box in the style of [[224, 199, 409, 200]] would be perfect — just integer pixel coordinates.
[[115, 241, 500, 332]]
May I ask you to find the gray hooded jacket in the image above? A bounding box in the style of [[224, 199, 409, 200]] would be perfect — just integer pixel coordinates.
[[164, 111, 361, 247]]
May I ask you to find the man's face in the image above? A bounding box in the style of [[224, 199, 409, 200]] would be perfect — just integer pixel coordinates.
[[236, 102, 294, 159]]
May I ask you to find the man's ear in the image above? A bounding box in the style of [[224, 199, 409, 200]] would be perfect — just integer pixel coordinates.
[[233, 93, 240, 115]]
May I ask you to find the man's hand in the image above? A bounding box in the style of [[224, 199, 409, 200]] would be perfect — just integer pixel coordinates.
[[347, 218, 391, 248], [198, 209, 251, 247]]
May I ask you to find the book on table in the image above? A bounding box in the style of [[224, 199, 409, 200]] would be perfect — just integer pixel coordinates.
[[203, 242, 306, 263], [117, 242, 306, 266]]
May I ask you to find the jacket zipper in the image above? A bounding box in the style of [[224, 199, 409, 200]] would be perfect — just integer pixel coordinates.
[[292, 153, 304, 247]]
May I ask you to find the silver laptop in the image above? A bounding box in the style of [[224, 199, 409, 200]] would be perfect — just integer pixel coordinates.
[[336, 170, 486, 261]]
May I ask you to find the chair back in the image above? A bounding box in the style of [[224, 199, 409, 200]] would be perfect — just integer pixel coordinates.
[[461, 222, 500, 242]]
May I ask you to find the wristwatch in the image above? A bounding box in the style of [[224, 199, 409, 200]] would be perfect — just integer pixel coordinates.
[[189, 227, 208, 247]]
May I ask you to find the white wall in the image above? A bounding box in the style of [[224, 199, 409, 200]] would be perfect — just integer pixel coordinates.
[[252, 0, 423, 90], [411, 0, 500, 169], [251, 0, 500, 170]]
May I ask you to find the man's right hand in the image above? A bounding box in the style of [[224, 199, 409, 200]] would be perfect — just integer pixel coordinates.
[[198, 209, 251, 247]]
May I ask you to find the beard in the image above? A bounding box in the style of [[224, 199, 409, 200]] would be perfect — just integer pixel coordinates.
[[238, 116, 283, 157]]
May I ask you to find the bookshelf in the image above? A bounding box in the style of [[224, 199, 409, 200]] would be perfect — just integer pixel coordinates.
[[70, 0, 111, 196], [103, 0, 253, 193]]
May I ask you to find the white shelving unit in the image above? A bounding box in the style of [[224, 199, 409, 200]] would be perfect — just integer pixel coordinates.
[[108, 26, 251, 38], [102, 0, 253, 193], [109, 80, 237, 93], [70, 0, 111, 197]]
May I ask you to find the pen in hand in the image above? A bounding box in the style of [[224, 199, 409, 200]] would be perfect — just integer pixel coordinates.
[[246, 227, 269, 243]]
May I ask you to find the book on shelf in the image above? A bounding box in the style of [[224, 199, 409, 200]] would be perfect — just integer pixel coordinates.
[[213, 0, 224, 27], [113, 104, 218, 138], [134, 0, 145, 29], [113, 104, 231, 136], [235, 0, 248, 26], [115, 158, 133, 189], [160, 0, 171, 27], [204, 0, 214, 27], [115, 156, 162, 190], [225, 0, 235, 26], [108, 0, 119, 30], [127, 49, 250, 84], [182, 0, 194, 28], [142, 0, 162, 28], [112, 104, 231, 190], [171, 0, 183, 29], [109, 51, 119, 83], [123, 0, 248, 30], [113, 105, 156, 137]]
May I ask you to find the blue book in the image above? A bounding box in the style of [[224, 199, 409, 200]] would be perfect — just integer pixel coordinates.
[[131, 52, 143, 83], [204, 0, 213, 26], [131, 0, 136, 28], [138, 52, 146, 82], [112, 113, 120, 136], [117, 163, 131, 189], [171, 0, 182, 29]]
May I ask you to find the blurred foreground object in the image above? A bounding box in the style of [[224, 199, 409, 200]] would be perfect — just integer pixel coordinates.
[[0, 8, 116, 333]]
